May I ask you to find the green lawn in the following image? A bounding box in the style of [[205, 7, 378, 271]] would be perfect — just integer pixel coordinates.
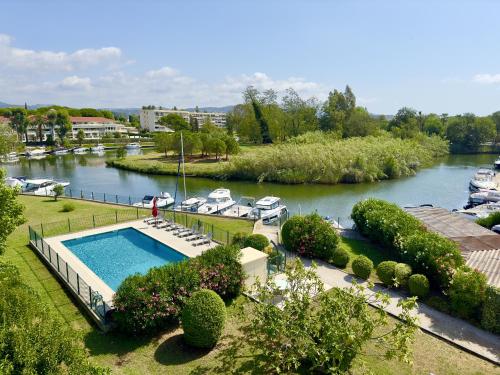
[[3, 196, 498, 374]]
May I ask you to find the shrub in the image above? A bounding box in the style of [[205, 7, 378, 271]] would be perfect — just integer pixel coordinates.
[[351, 199, 464, 290], [481, 286, 500, 334], [231, 232, 248, 248], [61, 202, 75, 212], [426, 295, 451, 314], [449, 267, 487, 320], [331, 248, 350, 268], [394, 263, 412, 287], [408, 274, 429, 298], [181, 289, 226, 348], [281, 213, 339, 261], [376, 261, 397, 286], [352, 255, 373, 280], [243, 233, 269, 250], [476, 211, 500, 229]]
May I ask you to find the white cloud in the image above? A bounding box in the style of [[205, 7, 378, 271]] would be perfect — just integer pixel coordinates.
[[0, 33, 121, 71], [146, 66, 179, 78], [472, 73, 500, 84], [58, 76, 92, 91]]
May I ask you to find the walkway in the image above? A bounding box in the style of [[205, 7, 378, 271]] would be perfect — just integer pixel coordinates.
[[252, 224, 500, 365]]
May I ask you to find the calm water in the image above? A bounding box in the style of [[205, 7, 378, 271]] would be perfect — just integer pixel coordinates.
[[3, 150, 496, 225], [63, 227, 187, 290]]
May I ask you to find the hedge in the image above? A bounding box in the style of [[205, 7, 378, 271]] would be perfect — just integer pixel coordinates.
[[481, 286, 500, 334], [281, 213, 339, 261], [449, 266, 487, 320], [352, 255, 373, 280], [351, 199, 464, 289], [181, 289, 226, 348], [476, 211, 500, 229], [113, 245, 243, 334]]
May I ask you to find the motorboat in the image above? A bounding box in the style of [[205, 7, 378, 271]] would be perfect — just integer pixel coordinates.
[[248, 196, 288, 224], [197, 188, 236, 214], [73, 147, 88, 154], [23, 179, 70, 196], [468, 190, 500, 206], [494, 158, 500, 170], [476, 168, 495, 178], [91, 144, 105, 152], [125, 143, 141, 149], [1, 152, 19, 163], [457, 202, 500, 219], [469, 176, 497, 192], [174, 197, 207, 212], [53, 148, 69, 155], [133, 192, 174, 208], [5, 176, 27, 188], [26, 148, 46, 158]]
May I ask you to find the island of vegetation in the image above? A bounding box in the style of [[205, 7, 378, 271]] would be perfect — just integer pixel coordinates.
[[107, 85, 498, 184]]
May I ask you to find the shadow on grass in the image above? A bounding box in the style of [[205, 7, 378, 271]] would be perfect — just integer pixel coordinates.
[[154, 333, 211, 365], [340, 237, 391, 267]]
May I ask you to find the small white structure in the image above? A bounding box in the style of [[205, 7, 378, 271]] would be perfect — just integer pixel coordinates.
[[240, 247, 268, 291]]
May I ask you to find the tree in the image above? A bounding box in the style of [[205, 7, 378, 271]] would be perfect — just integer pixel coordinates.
[[154, 132, 173, 157], [239, 259, 417, 374], [446, 114, 496, 151], [52, 184, 64, 201], [0, 123, 18, 156], [282, 88, 319, 138], [76, 129, 85, 146], [55, 111, 72, 144], [116, 146, 126, 159], [244, 86, 272, 144], [9, 108, 28, 142], [189, 115, 199, 132], [46, 109, 57, 143], [30, 114, 46, 143], [209, 137, 226, 160], [0, 169, 25, 254], [423, 114, 445, 136], [223, 135, 240, 160], [343, 107, 378, 138], [158, 113, 189, 131], [320, 86, 356, 135]]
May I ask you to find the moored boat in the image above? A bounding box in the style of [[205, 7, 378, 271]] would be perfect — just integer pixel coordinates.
[[26, 148, 46, 158], [53, 148, 69, 155], [248, 196, 288, 224], [73, 147, 88, 154], [468, 190, 500, 206], [91, 144, 105, 152], [133, 192, 174, 208], [1, 152, 19, 163], [125, 142, 141, 149], [197, 188, 235, 214], [494, 157, 500, 170], [174, 197, 207, 212], [23, 179, 70, 196]]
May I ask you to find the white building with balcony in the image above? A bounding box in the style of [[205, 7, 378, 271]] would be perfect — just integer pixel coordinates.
[[139, 108, 226, 132]]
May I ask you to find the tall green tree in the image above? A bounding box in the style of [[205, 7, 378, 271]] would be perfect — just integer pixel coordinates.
[[55, 111, 72, 144], [0, 124, 18, 156], [446, 114, 496, 151], [423, 114, 445, 136], [0, 169, 25, 254], [244, 86, 272, 144], [158, 113, 189, 131], [76, 129, 85, 146], [154, 132, 173, 157], [343, 107, 379, 137], [320, 86, 355, 134], [9, 108, 28, 143]]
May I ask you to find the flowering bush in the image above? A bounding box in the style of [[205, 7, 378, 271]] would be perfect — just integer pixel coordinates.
[[113, 245, 243, 334], [281, 213, 339, 261]]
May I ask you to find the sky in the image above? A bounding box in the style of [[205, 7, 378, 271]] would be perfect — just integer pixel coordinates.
[[1, 0, 499, 115]]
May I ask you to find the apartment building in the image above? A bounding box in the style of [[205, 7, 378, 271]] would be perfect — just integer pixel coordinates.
[[139, 108, 226, 132]]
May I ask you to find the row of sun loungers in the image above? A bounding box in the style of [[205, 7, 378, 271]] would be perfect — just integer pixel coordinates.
[[143, 216, 213, 246]]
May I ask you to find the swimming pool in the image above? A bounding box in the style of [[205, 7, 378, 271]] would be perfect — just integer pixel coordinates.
[[62, 227, 187, 290]]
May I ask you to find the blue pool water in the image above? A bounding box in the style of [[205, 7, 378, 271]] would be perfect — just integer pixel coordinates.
[[62, 228, 187, 290]]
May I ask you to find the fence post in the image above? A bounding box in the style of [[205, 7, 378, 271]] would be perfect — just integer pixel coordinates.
[[115, 210, 118, 223], [136, 207, 139, 219], [80, 190, 83, 199], [67, 218, 71, 232], [104, 193, 106, 202], [48, 245, 52, 263], [77, 274, 80, 294], [41, 239, 44, 253], [93, 215, 96, 228], [129, 196, 131, 205], [92, 191, 94, 200], [69, 188, 72, 198], [56, 253, 60, 272], [89, 286, 92, 306], [116, 194, 118, 204], [211, 223, 214, 234], [66, 263, 69, 281], [41, 223, 44, 237]]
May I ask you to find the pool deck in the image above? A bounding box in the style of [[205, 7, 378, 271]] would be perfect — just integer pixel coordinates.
[[44, 219, 218, 304]]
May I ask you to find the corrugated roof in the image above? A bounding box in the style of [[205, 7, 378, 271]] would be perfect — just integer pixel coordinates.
[[406, 206, 500, 287]]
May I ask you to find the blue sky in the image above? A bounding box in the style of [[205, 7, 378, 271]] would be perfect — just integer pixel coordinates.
[[1, 0, 499, 114]]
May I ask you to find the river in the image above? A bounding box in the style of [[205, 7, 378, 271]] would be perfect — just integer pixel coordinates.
[[3, 151, 496, 225]]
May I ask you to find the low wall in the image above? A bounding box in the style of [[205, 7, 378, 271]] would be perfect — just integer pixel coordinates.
[[240, 247, 268, 292]]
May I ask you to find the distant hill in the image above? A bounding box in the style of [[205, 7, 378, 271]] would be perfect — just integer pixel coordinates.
[[0, 101, 52, 109]]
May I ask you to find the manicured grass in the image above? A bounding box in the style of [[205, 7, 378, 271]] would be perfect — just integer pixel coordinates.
[[3, 196, 498, 374]]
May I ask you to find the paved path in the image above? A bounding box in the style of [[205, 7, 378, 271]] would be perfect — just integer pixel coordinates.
[[253, 224, 500, 364]]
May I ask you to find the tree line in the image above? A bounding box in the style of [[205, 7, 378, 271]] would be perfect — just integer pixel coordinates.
[[227, 86, 498, 152]]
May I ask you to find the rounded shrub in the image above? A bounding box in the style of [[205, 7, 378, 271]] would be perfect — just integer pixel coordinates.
[[408, 274, 429, 298], [331, 248, 350, 268], [449, 266, 487, 319], [376, 261, 397, 286], [61, 202, 75, 212], [231, 232, 248, 248], [181, 289, 226, 348], [394, 263, 412, 287], [352, 255, 373, 280], [243, 234, 270, 251]]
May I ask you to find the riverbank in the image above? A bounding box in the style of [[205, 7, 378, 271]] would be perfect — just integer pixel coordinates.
[[107, 135, 449, 185]]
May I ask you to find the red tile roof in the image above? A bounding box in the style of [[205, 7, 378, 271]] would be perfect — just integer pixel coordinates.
[[70, 116, 115, 124]]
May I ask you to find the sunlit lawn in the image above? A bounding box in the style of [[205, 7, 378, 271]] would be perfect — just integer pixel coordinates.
[[3, 196, 498, 374]]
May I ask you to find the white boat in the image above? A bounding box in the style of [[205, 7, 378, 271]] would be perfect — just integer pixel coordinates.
[[174, 197, 207, 212], [469, 190, 500, 206], [469, 176, 497, 192], [53, 148, 69, 155], [91, 144, 105, 152], [248, 196, 288, 224], [73, 147, 88, 154], [26, 148, 46, 157], [5, 176, 27, 188], [494, 158, 500, 170], [133, 192, 174, 208], [23, 179, 70, 196], [125, 143, 141, 149], [197, 188, 236, 214], [2, 152, 19, 163]]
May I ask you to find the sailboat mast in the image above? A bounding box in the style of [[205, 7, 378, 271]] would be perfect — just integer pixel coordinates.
[[181, 132, 187, 202]]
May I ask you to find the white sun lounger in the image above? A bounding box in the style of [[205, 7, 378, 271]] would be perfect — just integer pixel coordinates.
[[192, 232, 212, 247]]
